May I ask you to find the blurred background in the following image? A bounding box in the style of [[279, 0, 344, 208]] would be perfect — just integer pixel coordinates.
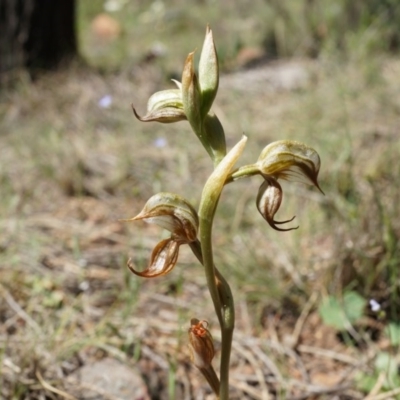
[[1, 0, 400, 399]]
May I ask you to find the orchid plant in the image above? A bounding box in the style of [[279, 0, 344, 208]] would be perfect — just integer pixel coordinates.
[[125, 27, 322, 399]]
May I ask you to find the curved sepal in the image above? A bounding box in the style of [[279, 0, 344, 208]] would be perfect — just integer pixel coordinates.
[[256, 178, 298, 231], [128, 238, 179, 278]]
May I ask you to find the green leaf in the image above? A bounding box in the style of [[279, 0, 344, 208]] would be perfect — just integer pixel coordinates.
[[356, 352, 400, 394], [384, 322, 400, 346], [318, 291, 366, 330], [319, 296, 345, 330], [375, 352, 396, 375], [343, 291, 366, 323], [355, 371, 376, 393], [374, 352, 400, 389]]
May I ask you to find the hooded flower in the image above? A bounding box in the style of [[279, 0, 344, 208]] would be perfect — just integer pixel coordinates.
[[124, 193, 198, 278], [256, 140, 322, 230], [257, 140, 322, 190], [228, 140, 322, 231], [132, 84, 186, 123]]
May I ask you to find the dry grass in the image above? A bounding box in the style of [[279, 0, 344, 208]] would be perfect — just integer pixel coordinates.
[[1, 2, 400, 399]]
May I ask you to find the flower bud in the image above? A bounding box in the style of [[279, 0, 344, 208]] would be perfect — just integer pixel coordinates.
[[124, 192, 199, 243], [199, 26, 219, 118], [256, 178, 297, 231], [182, 52, 202, 135], [257, 140, 323, 192], [132, 89, 186, 123], [188, 319, 215, 369]]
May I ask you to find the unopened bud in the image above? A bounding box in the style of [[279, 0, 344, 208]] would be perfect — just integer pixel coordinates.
[[182, 52, 202, 135], [188, 319, 215, 369], [199, 26, 219, 117]]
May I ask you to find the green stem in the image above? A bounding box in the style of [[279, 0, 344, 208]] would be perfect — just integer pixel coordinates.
[[225, 163, 260, 183], [198, 204, 224, 327], [190, 240, 234, 399], [219, 326, 233, 399], [196, 124, 225, 169], [189, 241, 234, 326], [196, 137, 247, 399], [198, 208, 234, 400]]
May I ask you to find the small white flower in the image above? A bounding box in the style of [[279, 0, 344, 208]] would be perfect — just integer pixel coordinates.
[[369, 299, 381, 312], [153, 137, 167, 148], [98, 95, 113, 109]]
